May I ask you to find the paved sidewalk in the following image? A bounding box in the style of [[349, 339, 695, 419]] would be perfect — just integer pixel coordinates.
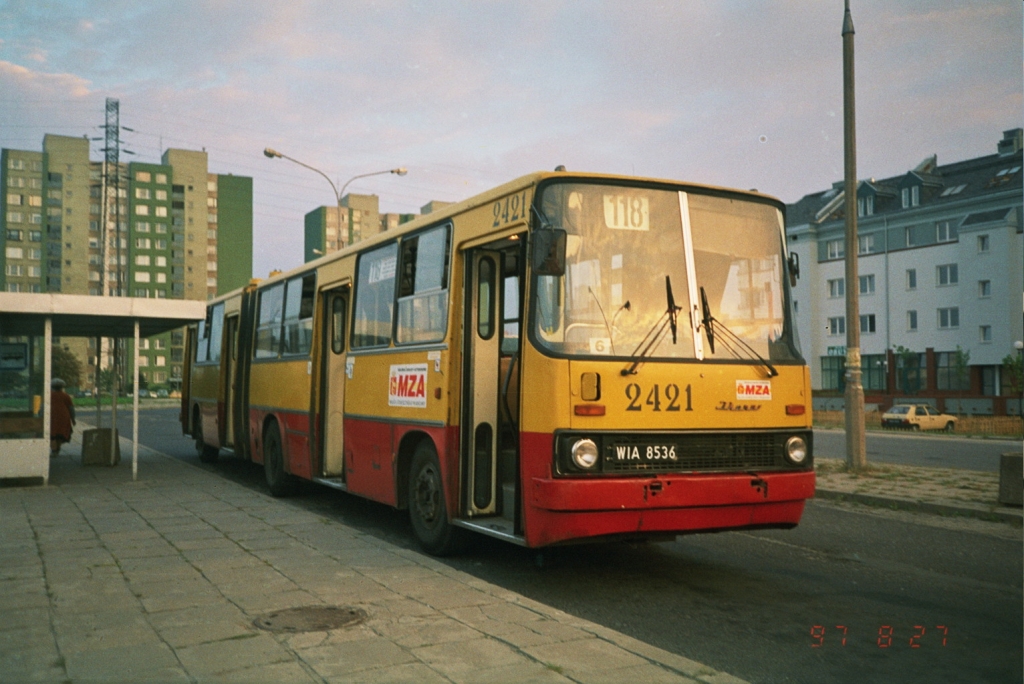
[[1, 432, 747, 684], [814, 457, 1023, 526]]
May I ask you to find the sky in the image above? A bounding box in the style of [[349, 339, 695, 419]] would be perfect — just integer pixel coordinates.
[[1, 0, 1020, 280]]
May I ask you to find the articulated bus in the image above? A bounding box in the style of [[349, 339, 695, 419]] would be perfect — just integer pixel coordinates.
[[182, 170, 815, 555]]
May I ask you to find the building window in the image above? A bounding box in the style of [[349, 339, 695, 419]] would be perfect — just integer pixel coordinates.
[[937, 263, 958, 286], [857, 233, 875, 254], [155, 206, 167, 218], [155, 173, 168, 185], [901, 185, 920, 208], [863, 354, 887, 391], [5, 246, 24, 259], [136, 222, 151, 233], [821, 356, 846, 391], [135, 171, 151, 183], [136, 238, 151, 249], [826, 239, 844, 260], [977, 234, 989, 253], [135, 188, 151, 200], [936, 351, 969, 391], [907, 310, 918, 331], [980, 325, 992, 343], [938, 307, 959, 329], [904, 227, 916, 247], [979, 280, 991, 298], [936, 221, 955, 242], [906, 269, 916, 290], [6, 211, 23, 223], [859, 274, 875, 295], [827, 278, 845, 298], [859, 314, 876, 334], [135, 204, 150, 216], [857, 196, 874, 217], [6, 229, 23, 241], [134, 272, 151, 283], [135, 255, 150, 266], [828, 317, 845, 336], [895, 352, 926, 394]]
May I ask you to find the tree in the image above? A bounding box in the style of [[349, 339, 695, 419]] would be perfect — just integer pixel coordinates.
[[51, 345, 82, 390], [1003, 352, 1024, 399]]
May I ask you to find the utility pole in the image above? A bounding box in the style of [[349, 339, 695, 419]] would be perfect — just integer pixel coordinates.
[[843, 0, 867, 470]]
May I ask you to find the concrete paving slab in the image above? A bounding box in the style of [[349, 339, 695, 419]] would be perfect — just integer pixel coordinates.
[[0, 431, 749, 684]]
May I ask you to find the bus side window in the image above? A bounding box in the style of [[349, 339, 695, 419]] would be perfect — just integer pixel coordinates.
[[283, 274, 316, 356], [208, 303, 225, 363], [195, 318, 209, 363], [396, 225, 451, 344], [255, 283, 284, 358], [353, 242, 399, 349], [331, 297, 346, 355]]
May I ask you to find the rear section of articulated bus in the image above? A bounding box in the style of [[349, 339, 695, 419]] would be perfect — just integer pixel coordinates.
[[516, 177, 815, 548]]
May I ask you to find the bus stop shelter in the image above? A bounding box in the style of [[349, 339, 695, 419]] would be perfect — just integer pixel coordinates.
[[0, 293, 205, 484]]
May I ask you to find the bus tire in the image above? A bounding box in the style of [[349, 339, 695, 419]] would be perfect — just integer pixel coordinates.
[[263, 421, 297, 497], [408, 441, 467, 556], [193, 408, 219, 463]]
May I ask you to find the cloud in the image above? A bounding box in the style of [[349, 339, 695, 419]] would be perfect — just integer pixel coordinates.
[[0, 0, 1018, 279]]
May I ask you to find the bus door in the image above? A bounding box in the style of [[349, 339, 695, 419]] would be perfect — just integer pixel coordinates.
[[319, 286, 349, 478], [223, 315, 238, 447], [463, 243, 522, 521]]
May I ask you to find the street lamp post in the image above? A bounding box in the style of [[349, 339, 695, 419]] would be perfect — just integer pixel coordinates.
[[263, 147, 407, 248]]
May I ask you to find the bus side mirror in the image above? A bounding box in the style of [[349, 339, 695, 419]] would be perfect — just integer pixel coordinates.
[[532, 229, 567, 276], [788, 252, 800, 287]]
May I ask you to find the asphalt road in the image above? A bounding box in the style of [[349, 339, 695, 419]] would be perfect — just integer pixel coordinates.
[[812, 428, 1016, 472], [96, 409, 1023, 684]]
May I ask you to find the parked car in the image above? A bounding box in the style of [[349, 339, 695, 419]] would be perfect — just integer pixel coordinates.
[[881, 404, 957, 432], [156, 389, 169, 398]]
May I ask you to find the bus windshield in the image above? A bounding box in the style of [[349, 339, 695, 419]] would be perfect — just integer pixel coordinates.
[[532, 182, 800, 363]]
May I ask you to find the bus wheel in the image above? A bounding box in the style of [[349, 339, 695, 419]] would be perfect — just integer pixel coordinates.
[[408, 441, 467, 556], [263, 421, 297, 497], [193, 409, 219, 463]]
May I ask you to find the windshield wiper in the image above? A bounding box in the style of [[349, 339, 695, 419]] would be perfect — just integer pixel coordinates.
[[621, 276, 681, 376], [699, 286, 778, 378]]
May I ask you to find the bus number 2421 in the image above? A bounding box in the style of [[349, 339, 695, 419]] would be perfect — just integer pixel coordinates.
[[625, 383, 693, 412]]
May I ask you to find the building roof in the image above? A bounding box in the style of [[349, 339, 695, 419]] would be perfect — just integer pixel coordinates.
[[787, 129, 1023, 228]]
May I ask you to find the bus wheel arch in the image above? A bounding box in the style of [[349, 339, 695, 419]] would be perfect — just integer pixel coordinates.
[[192, 405, 219, 463], [263, 416, 297, 497], [407, 438, 468, 556]]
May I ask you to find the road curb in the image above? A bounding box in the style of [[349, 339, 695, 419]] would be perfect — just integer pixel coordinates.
[[815, 488, 1023, 527]]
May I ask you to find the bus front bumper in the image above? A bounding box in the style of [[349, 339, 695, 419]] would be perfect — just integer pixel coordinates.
[[525, 470, 815, 547]]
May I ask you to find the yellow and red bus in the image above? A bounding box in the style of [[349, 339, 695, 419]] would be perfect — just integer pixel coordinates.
[[182, 170, 815, 555]]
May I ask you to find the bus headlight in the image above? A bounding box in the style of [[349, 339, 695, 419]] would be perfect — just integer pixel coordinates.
[[784, 436, 808, 465], [571, 438, 600, 470]]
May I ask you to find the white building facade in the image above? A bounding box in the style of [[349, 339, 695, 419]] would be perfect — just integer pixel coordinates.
[[786, 129, 1023, 416]]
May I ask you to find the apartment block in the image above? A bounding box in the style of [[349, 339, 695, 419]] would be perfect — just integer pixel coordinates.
[[786, 128, 1023, 416], [1, 135, 253, 392], [304, 193, 419, 262]]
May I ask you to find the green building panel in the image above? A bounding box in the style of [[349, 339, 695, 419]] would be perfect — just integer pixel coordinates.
[[216, 174, 252, 292]]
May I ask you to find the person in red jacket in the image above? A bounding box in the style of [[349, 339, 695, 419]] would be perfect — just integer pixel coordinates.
[[50, 378, 76, 457]]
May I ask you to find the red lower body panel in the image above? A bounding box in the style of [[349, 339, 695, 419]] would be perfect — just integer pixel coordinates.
[[520, 431, 815, 548]]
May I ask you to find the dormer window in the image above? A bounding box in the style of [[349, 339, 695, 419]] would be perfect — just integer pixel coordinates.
[[857, 196, 874, 217], [901, 186, 920, 209]]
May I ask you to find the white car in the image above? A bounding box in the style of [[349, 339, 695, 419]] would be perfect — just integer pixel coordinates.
[[881, 404, 957, 432]]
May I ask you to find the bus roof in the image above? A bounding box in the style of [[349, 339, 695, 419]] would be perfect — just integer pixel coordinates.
[[227, 170, 784, 298]]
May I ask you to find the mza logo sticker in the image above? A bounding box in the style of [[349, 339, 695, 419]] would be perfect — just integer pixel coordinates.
[[736, 380, 772, 400], [389, 364, 428, 408]]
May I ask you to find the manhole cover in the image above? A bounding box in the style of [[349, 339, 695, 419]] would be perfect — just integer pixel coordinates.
[[253, 606, 367, 633]]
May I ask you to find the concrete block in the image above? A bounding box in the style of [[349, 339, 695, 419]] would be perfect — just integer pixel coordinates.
[[81, 429, 120, 466], [999, 452, 1023, 507]]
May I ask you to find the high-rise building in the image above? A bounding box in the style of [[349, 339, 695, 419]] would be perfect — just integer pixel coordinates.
[[786, 128, 1023, 416], [1, 135, 253, 392], [304, 194, 441, 262]]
